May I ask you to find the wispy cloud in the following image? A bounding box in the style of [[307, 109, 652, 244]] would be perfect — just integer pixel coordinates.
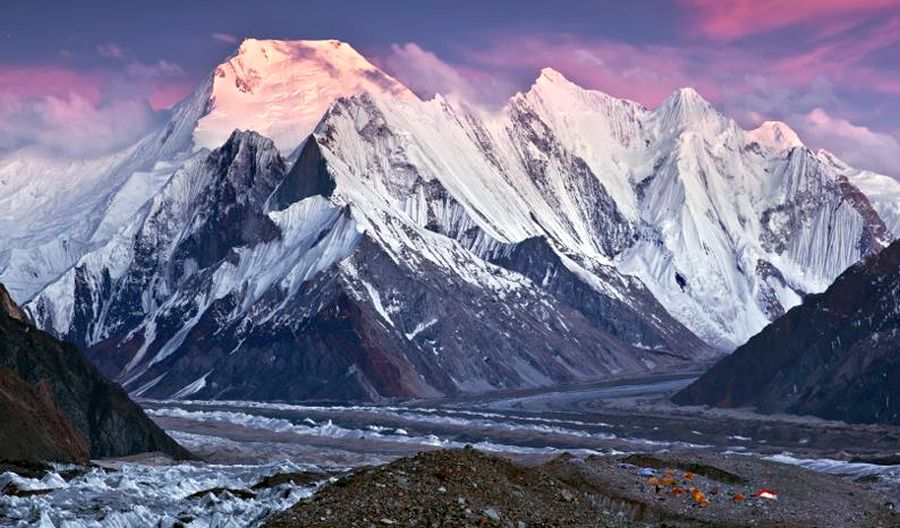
[[0, 66, 104, 102], [458, 34, 724, 106], [769, 16, 900, 94], [0, 92, 161, 156], [678, 0, 900, 41], [795, 108, 900, 175], [212, 32, 239, 44], [381, 43, 515, 107], [0, 47, 190, 157], [96, 42, 125, 60]]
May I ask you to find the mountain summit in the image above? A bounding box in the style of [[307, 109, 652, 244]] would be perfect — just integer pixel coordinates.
[[747, 121, 804, 154], [194, 38, 413, 151]]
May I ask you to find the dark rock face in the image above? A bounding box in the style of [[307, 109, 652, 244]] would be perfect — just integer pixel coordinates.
[[271, 137, 335, 210], [0, 286, 189, 459], [754, 260, 795, 320], [0, 284, 28, 323], [674, 241, 900, 425], [834, 174, 892, 256], [174, 130, 284, 268], [489, 236, 708, 360], [0, 370, 90, 464]]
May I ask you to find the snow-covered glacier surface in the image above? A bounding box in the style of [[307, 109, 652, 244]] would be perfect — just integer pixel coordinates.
[[0, 457, 321, 528], [4, 375, 900, 526]]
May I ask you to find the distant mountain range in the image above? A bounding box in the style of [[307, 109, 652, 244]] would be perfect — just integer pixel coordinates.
[[2, 39, 898, 401], [674, 240, 900, 425]]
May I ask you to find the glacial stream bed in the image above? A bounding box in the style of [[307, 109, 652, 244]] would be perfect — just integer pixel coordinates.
[[3, 373, 899, 527]]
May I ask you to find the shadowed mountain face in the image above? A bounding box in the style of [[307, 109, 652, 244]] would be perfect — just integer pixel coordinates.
[[0, 370, 90, 464], [673, 241, 900, 425], [0, 284, 189, 460]]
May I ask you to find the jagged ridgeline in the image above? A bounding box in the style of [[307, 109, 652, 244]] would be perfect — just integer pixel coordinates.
[[2, 39, 897, 401]]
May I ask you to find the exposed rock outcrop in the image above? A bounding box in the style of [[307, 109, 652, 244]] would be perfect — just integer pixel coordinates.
[[0, 284, 189, 460], [674, 241, 900, 425]]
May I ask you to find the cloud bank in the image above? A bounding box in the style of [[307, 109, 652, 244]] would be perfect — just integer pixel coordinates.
[[0, 47, 189, 158]]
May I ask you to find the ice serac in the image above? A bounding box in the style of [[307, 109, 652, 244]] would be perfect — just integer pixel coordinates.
[[674, 240, 900, 425]]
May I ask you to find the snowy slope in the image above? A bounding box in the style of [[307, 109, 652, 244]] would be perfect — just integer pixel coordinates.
[[816, 149, 900, 236], [0, 76, 209, 301], [308, 72, 893, 348], [13, 38, 899, 400]]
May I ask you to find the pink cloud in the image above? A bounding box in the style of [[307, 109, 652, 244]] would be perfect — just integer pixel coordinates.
[[147, 82, 195, 110], [770, 16, 900, 93], [0, 92, 160, 156], [0, 56, 189, 155], [380, 43, 516, 107], [0, 66, 104, 103], [679, 0, 900, 41], [446, 25, 900, 113]]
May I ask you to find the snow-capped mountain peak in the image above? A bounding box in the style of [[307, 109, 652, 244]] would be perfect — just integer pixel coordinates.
[[526, 67, 641, 110], [747, 120, 804, 154], [652, 86, 725, 135], [666, 86, 709, 107], [193, 38, 414, 152], [535, 67, 572, 85]]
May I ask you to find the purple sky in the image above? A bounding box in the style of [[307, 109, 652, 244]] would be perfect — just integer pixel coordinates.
[[2, 0, 899, 175]]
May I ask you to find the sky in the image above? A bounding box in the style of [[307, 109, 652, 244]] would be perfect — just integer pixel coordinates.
[[1, 0, 899, 175]]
